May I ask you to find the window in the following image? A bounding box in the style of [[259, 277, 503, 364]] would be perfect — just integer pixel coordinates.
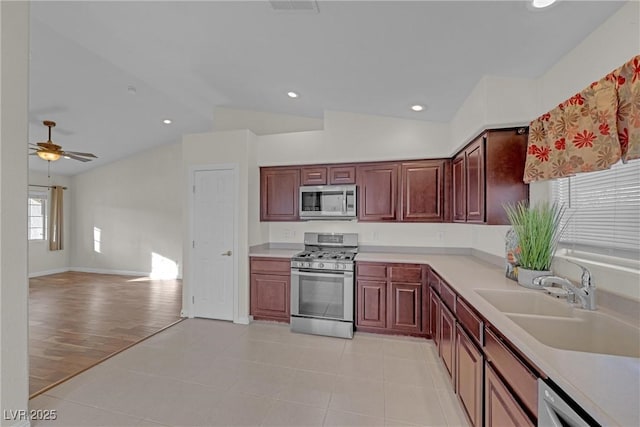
[[28, 192, 47, 241], [552, 160, 640, 261]]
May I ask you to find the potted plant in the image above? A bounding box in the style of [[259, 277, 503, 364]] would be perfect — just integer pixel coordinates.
[[503, 201, 566, 287]]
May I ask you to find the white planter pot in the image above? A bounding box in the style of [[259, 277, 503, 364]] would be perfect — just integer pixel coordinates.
[[517, 267, 552, 288]]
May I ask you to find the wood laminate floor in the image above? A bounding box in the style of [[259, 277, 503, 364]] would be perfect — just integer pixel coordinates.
[[29, 271, 182, 397]]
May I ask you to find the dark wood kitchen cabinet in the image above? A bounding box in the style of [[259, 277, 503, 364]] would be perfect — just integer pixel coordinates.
[[485, 363, 534, 427], [439, 301, 456, 385], [260, 167, 300, 221], [456, 323, 484, 427], [329, 165, 356, 184], [355, 262, 425, 336], [452, 128, 528, 225], [301, 167, 327, 185], [357, 163, 400, 221], [400, 160, 448, 222], [250, 257, 290, 322], [356, 279, 387, 328]]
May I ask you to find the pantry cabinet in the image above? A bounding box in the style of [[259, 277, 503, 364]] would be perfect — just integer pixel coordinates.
[[260, 167, 300, 221], [452, 128, 529, 225], [250, 257, 291, 322]]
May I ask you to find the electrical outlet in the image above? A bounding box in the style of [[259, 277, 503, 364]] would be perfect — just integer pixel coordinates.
[[372, 231, 379, 241], [437, 231, 444, 240]]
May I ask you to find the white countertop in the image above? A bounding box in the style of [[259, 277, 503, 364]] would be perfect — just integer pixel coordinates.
[[247, 247, 639, 425], [356, 251, 640, 427]]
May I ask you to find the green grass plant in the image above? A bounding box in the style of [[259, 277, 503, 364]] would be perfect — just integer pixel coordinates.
[[503, 201, 566, 271]]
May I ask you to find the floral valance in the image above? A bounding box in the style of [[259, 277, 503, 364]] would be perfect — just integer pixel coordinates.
[[524, 55, 640, 183]]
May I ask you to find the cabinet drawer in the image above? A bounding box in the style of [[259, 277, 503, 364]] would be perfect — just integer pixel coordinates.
[[356, 263, 388, 278], [439, 280, 456, 312], [250, 257, 291, 275], [329, 166, 356, 184], [484, 328, 538, 418], [301, 167, 327, 185], [389, 265, 422, 282], [456, 298, 484, 345]]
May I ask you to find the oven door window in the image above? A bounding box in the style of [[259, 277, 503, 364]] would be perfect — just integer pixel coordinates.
[[297, 273, 346, 320]]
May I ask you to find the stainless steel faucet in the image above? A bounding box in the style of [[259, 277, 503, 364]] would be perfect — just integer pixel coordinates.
[[537, 260, 596, 310]]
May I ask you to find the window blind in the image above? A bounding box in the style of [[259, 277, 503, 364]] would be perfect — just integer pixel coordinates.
[[552, 160, 640, 260]]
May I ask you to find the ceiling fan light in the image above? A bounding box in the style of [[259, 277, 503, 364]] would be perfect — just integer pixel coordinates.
[[37, 151, 61, 161]]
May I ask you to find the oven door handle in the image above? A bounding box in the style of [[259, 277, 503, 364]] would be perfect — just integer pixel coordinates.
[[291, 269, 352, 279]]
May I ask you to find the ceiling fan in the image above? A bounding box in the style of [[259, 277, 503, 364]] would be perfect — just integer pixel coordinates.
[[29, 120, 97, 162]]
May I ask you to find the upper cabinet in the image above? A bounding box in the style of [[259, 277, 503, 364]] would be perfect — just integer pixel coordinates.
[[259, 127, 527, 223], [357, 163, 400, 221], [401, 160, 448, 222], [453, 128, 528, 225], [260, 167, 300, 221]]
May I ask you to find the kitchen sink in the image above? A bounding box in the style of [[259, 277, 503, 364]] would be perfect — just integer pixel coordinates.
[[475, 289, 574, 317], [507, 312, 640, 358]]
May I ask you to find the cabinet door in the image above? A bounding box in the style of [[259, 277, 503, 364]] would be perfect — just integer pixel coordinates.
[[485, 363, 534, 427], [465, 138, 485, 223], [260, 168, 300, 221], [357, 163, 399, 221], [329, 165, 356, 184], [389, 282, 422, 333], [456, 324, 484, 427], [439, 302, 456, 385], [301, 167, 327, 185], [401, 161, 445, 222], [452, 153, 466, 222], [429, 288, 440, 345], [356, 279, 387, 328], [250, 273, 290, 321]]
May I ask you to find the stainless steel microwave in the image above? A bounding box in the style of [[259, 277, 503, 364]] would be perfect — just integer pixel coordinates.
[[299, 185, 357, 220]]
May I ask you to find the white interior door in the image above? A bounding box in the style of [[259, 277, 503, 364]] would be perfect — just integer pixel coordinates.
[[192, 167, 236, 320]]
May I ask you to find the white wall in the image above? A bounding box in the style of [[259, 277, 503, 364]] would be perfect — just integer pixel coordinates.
[[257, 110, 451, 166], [0, 1, 30, 423], [213, 106, 323, 135], [182, 130, 253, 323], [28, 171, 72, 276], [70, 143, 182, 278]]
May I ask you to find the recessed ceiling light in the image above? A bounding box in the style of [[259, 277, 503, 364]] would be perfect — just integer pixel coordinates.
[[163, 119, 172, 124], [411, 104, 425, 112], [531, 0, 557, 8], [287, 91, 299, 99]]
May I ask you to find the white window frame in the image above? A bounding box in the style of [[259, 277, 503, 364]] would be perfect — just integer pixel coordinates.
[[551, 160, 640, 269], [28, 191, 48, 241]]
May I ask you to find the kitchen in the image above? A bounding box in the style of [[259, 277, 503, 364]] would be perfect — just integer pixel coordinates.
[[2, 0, 639, 426]]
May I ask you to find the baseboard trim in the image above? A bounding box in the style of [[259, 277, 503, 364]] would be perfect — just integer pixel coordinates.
[[70, 267, 150, 277], [29, 268, 70, 278], [235, 316, 250, 325]]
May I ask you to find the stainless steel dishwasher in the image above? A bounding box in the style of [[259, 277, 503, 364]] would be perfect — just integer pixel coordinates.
[[538, 379, 601, 427]]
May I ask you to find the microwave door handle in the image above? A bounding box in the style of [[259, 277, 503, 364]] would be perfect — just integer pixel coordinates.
[[343, 190, 347, 213]]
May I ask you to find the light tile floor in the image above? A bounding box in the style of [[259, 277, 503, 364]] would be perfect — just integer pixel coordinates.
[[30, 319, 470, 427]]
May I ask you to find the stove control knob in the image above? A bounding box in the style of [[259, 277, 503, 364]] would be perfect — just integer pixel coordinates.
[[319, 263, 324, 268], [338, 264, 344, 269], [304, 262, 310, 268]]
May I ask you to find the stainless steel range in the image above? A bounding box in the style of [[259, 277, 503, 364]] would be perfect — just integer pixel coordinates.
[[290, 232, 358, 339]]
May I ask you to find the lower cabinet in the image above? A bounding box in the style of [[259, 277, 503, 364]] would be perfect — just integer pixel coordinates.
[[439, 301, 456, 385], [356, 279, 387, 328], [485, 363, 534, 427], [250, 257, 290, 322], [355, 262, 425, 336], [456, 324, 484, 427]]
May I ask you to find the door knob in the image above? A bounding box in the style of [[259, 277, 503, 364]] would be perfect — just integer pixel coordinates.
[[221, 250, 232, 256]]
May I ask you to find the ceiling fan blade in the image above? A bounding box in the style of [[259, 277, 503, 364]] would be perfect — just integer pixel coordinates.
[[64, 150, 97, 158], [29, 152, 38, 156], [62, 152, 92, 162]]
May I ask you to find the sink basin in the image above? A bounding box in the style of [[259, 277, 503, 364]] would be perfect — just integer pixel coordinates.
[[475, 289, 574, 317], [507, 312, 640, 358]]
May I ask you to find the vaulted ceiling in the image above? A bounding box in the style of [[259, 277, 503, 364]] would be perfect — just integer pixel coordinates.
[[28, 0, 626, 175]]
